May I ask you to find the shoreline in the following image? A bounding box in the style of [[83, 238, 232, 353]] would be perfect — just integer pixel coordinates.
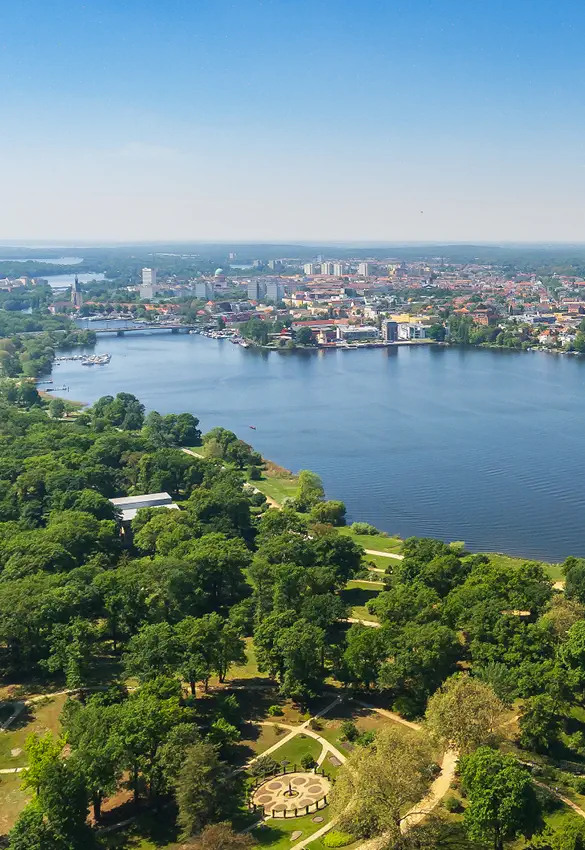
[[251, 460, 563, 578], [38, 340, 573, 567]]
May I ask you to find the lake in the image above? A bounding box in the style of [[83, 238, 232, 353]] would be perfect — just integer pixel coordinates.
[[53, 332, 585, 562], [0, 256, 83, 264], [45, 272, 105, 290]]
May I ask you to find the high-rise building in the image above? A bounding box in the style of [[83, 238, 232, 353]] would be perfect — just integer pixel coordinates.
[[195, 281, 214, 300], [266, 281, 284, 302], [358, 262, 372, 277], [383, 320, 398, 342], [333, 263, 345, 276], [267, 259, 283, 271], [142, 268, 156, 288], [321, 262, 335, 275], [228, 252, 237, 260], [247, 280, 266, 301], [303, 263, 317, 275]]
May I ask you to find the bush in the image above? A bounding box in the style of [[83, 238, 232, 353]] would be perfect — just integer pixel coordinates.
[[309, 500, 347, 527], [392, 695, 421, 720], [340, 720, 359, 742], [250, 755, 279, 778], [248, 465, 262, 481], [309, 718, 323, 731], [267, 704, 284, 716], [351, 522, 378, 535], [443, 795, 463, 813], [356, 731, 376, 747], [300, 753, 316, 770], [322, 831, 355, 848], [249, 491, 267, 507], [572, 776, 585, 795]]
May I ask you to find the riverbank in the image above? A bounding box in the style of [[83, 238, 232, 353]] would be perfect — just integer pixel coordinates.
[[234, 454, 565, 582]]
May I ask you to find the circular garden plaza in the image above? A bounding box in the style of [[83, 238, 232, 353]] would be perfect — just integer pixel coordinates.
[[252, 770, 331, 818]]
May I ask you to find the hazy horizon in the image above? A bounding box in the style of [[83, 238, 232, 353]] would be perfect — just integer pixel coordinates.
[[3, 1, 585, 243]]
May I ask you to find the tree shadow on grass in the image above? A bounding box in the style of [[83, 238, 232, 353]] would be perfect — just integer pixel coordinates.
[[251, 822, 289, 847]]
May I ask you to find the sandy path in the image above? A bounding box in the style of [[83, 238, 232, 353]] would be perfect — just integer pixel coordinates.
[[364, 549, 403, 560]]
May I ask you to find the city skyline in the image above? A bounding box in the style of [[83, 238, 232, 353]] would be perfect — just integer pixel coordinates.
[[2, 0, 585, 242]]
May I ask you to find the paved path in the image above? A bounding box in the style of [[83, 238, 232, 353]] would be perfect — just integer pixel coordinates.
[[345, 617, 381, 629], [0, 766, 25, 774], [352, 748, 459, 850], [247, 696, 346, 771], [182, 448, 282, 509], [535, 780, 585, 820], [352, 699, 421, 731], [244, 697, 346, 848], [364, 549, 403, 560], [352, 579, 385, 587]]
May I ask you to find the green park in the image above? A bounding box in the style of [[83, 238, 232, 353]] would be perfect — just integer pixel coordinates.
[[1, 381, 585, 850]]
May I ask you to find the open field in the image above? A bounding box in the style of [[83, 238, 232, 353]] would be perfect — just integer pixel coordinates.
[[338, 528, 403, 554], [483, 552, 563, 582], [265, 732, 323, 768], [253, 475, 299, 506], [317, 700, 418, 757], [0, 693, 68, 770], [0, 772, 31, 837], [341, 582, 382, 623]]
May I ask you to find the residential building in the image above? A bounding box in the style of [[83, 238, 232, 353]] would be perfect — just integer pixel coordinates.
[[321, 262, 335, 275], [195, 281, 214, 300], [142, 267, 156, 288], [304, 263, 318, 275], [333, 263, 345, 276], [247, 280, 266, 301], [398, 323, 427, 340], [266, 281, 284, 302], [358, 262, 372, 277]]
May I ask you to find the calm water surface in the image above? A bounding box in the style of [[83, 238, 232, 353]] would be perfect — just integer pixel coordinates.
[[54, 332, 585, 562]]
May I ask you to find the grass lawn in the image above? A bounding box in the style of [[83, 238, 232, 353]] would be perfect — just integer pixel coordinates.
[[237, 722, 287, 760], [0, 693, 68, 770], [101, 809, 179, 850], [263, 732, 323, 770], [317, 700, 418, 757], [0, 772, 31, 837], [338, 528, 403, 554], [340, 584, 381, 623], [252, 809, 332, 849], [362, 553, 394, 573], [483, 552, 563, 582], [186, 445, 205, 456], [226, 637, 272, 682], [252, 475, 298, 506], [347, 579, 385, 590]]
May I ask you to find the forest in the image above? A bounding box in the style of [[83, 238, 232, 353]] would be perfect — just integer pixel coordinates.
[[1, 387, 585, 850]]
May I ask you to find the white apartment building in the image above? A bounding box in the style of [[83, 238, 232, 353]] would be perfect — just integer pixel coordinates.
[[397, 323, 427, 340], [142, 267, 157, 287]]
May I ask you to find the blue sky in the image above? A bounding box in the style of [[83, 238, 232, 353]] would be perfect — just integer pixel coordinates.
[[1, 0, 585, 242]]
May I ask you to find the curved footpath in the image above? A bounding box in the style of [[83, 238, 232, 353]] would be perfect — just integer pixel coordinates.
[[246, 696, 458, 850]]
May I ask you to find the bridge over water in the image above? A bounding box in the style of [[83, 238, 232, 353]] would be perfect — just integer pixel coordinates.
[[91, 323, 195, 335]]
